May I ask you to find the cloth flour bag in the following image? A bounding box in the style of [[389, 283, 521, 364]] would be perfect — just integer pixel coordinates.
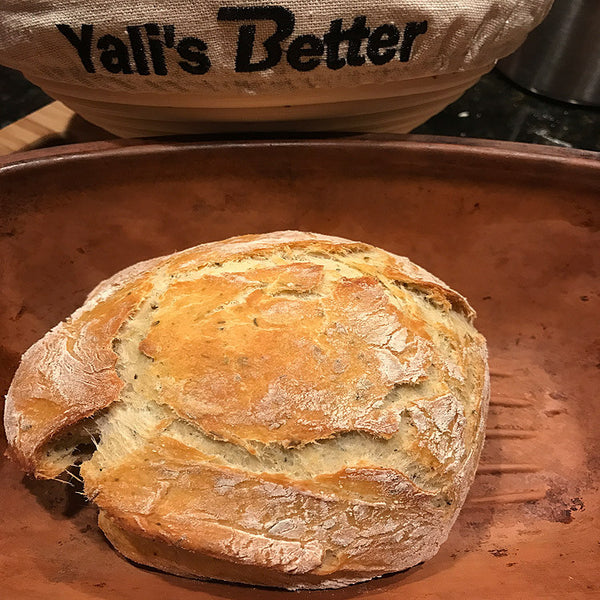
[[0, 1, 553, 136]]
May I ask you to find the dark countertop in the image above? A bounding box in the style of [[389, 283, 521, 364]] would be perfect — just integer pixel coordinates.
[[1, 64, 599, 151]]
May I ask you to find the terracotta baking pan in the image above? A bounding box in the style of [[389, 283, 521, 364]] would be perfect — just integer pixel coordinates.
[[1, 136, 599, 599]]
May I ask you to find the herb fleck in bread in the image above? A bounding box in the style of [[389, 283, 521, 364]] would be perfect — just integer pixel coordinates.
[[4, 231, 489, 589]]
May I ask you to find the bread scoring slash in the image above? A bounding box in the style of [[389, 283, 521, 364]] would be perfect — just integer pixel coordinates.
[[4, 231, 489, 589]]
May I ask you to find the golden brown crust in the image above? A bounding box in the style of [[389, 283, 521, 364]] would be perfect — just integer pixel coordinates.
[[162, 231, 475, 319], [4, 231, 489, 588], [4, 276, 154, 476], [98, 511, 378, 590], [140, 271, 433, 447], [83, 435, 445, 587]]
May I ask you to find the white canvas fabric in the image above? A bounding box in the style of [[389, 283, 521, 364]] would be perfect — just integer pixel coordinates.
[[0, 1, 553, 135]]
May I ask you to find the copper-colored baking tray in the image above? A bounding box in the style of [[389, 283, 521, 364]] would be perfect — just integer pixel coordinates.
[[1, 136, 598, 599]]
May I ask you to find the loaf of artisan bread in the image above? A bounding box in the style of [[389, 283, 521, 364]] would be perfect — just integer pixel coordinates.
[[4, 231, 489, 589]]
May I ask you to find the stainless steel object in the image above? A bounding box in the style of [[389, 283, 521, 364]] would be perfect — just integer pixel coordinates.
[[498, 0, 600, 106]]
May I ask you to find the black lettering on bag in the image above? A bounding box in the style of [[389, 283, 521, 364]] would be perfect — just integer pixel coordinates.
[[323, 16, 370, 70], [367, 24, 399, 65], [97, 34, 132, 74], [217, 6, 295, 72], [56, 24, 95, 73], [126, 26, 150, 75], [286, 34, 323, 71], [399, 21, 428, 62], [177, 37, 211, 74], [144, 23, 168, 75], [163, 25, 175, 49], [346, 16, 370, 66], [56, 13, 428, 78], [323, 19, 346, 70]]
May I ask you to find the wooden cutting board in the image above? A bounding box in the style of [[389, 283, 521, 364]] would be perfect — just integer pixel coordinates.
[[0, 101, 114, 155]]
